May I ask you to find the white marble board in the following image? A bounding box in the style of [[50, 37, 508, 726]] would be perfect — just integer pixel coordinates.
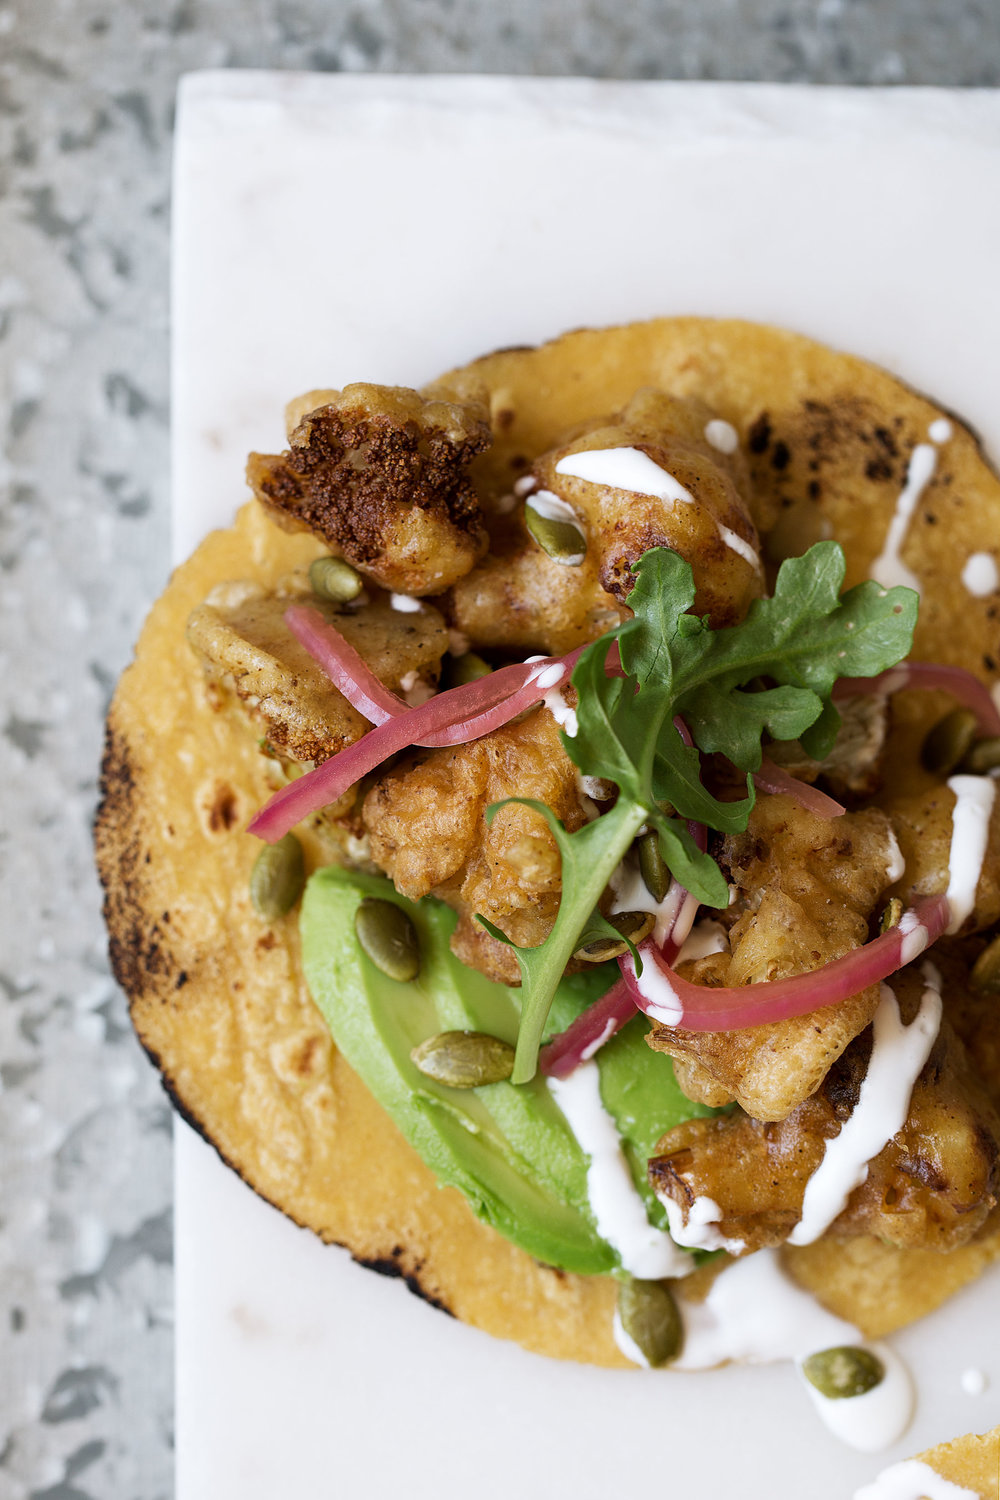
[[172, 74, 1000, 1500]]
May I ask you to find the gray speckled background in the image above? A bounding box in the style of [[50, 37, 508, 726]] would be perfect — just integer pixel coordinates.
[[1, 3, 999, 1497]]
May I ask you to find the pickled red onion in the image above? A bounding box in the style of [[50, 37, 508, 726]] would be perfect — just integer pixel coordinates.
[[752, 756, 845, 819], [620, 893, 949, 1033], [835, 662, 1000, 736], [249, 636, 595, 841], [539, 979, 639, 1078], [285, 604, 407, 725]]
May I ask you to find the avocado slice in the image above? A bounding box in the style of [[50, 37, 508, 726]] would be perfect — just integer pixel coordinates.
[[301, 865, 717, 1275]]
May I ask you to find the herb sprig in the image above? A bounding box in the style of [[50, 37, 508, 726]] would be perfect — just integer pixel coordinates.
[[480, 543, 917, 1084]]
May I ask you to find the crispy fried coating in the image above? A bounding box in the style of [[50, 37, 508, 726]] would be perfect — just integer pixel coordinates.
[[646, 796, 899, 1121], [765, 693, 890, 800], [187, 582, 447, 765], [447, 390, 762, 655], [363, 707, 586, 985], [889, 780, 1000, 933], [247, 384, 491, 596], [649, 963, 1000, 1255]]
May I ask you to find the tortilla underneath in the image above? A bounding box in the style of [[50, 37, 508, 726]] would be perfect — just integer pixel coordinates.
[[97, 318, 1000, 1366]]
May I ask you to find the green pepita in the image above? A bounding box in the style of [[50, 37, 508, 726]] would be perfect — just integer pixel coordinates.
[[249, 833, 305, 921], [617, 1278, 684, 1368], [355, 897, 421, 982], [971, 932, 1000, 992], [449, 652, 493, 687], [574, 910, 655, 962], [638, 829, 670, 904], [921, 708, 980, 776], [800, 1345, 885, 1400], [309, 554, 363, 603], [879, 897, 904, 934], [958, 735, 1000, 775], [524, 499, 587, 566], [410, 1030, 515, 1088]]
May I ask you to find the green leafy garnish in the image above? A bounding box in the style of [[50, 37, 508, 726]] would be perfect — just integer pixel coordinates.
[[481, 542, 917, 1084]]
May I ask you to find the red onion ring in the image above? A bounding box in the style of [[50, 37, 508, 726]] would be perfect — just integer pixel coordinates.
[[620, 893, 950, 1033], [752, 756, 845, 819], [249, 637, 593, 841], [285, 604, 407, 725], [835, 662, 1000, 736]]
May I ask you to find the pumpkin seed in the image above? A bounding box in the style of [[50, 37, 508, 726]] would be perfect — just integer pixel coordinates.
[[355, 897, 421, 981], [309, 554, 363, 603], [449, 651, 493, 686], [959, 735, 1000, 775], [638, 829, 670, 903], [971, 932, 1000, 992], [879, 897, 903, 934], [617, 1278, 684, 1368], [524, 500, 587, 566], [249, 833, 305, 921], [921, 708, 979, 776], [800, 1345, 885, 1400], [410, 1030, 515, 1088], [574, 910, 655, 962]]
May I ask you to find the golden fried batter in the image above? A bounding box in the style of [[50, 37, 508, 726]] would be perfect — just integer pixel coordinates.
[[187, 582, 447, 765], [649, 966, 1000, 1256], [447, 390, 761, 656], [247, 384, 491, 596], [647, 796, 900, 1121], [363, 707, 586, 985]]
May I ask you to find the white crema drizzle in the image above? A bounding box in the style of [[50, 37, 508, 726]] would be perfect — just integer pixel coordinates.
[[547, 1062, 692, 1279], [608, 854, 699, 951], [961, 551, 999, 598], [666, 1249, 914, 1451], [853, 1458, 980, 1500], [554, 446, 762, 572], [787, 964, 942, 1246], [869, 418, 952, 594], [945, 775, 996, 933], [660, 1193, 745, 1256]]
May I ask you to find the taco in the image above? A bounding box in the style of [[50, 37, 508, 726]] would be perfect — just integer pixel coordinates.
[[96, 317, 1000, 1379]]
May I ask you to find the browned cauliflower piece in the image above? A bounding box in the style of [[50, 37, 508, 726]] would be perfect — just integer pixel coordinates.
[[648, 962, 1000, 1256], [363, 708, 587, 985], [187, 582, 447, 764], [246, 384, 492, 596], [765, 693, 890, 800], [447, 389, 762, 655], [646, 795, 900, 1121]]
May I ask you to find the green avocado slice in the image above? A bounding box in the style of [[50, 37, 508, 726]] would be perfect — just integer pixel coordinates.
[[301, 865, 717, 1276]]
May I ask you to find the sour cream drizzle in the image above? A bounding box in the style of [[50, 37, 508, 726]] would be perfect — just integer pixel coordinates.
[[945, 775, 996, 933], [704, 418, 739, 454], [788, 964, 942, 1246], [609, 855, 698, 950], [665, 1249, 914, 1450], [961, 551, 999, 598], [869, 419, 951, 594], [554, 446, 762, 572], [547, 1061, 692, 1278], [853, 1459, 980, 1500], [660, 1193, 745, 1255]]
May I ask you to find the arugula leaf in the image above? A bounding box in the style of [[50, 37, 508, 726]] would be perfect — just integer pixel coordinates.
[[479, 542, 916, 1083]]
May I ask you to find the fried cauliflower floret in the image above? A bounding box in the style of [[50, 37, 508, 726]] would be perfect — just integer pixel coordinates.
[[363, 707, 586, 985], [447, 389, 762, 655], [889, 780, 1000, 933], [648, 962, 1000, 1255], [646, 795, 900, 1121], [187, 582, 447, 764], [246, 384, 491, 596], [765, 693, 891, 800]]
